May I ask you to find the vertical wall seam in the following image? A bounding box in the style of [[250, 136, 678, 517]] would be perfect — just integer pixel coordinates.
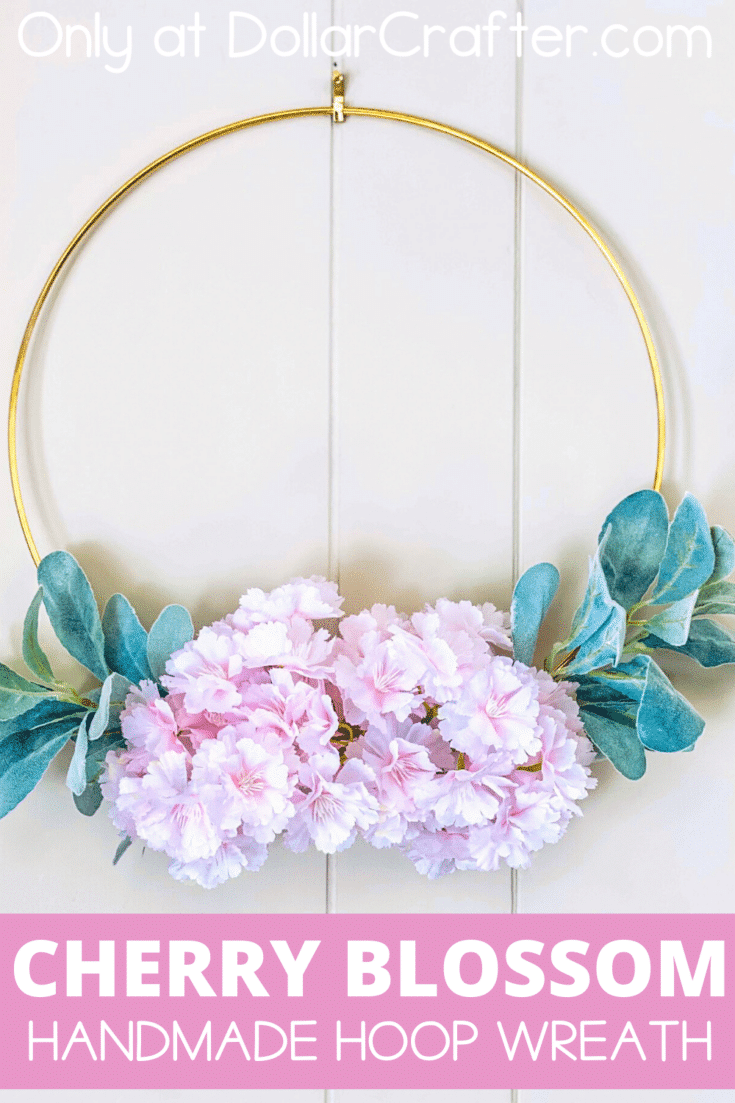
[[324, 5, 340, 1101], [511, 1, 526, 1102], [325, 104, 340, 921], [327, 31, 341, 589], [325, 107, 340, 919], [325, 66, 341, 888]]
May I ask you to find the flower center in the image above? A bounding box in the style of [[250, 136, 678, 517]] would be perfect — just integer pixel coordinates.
[[232, 768, 265, 796]]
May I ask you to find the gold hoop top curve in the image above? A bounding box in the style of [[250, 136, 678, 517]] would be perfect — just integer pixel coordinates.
[[9, 75, 666, 567]]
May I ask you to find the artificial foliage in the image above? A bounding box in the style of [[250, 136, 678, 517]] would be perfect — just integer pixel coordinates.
[[1, 489, 733, 886]]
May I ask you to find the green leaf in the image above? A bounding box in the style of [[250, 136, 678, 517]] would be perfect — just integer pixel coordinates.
[[22, 588, 55, 684], [579, 708, 647, 780], [635, 659, 705, 753], [709, 525, 735, 583], [37, 551, 109, 682], [102, 594, 153, 684], [555, 533, 627, 676], [564, 608, 627, 677], [569, 534, 616, 646], [598, 490, 670, 610], [87, 725, 125, 766], [77, 726, 125, 813], [511, 563, 560, 667], [73, 780, 103, 817], [72, 725, 124, 817], [556, 532, 627, 675], [644, 619, 735, 668], [0, 698, 84, 742], [581, 656, 649, 703], [88, 676, 112, 742], [147, 605, 194, 679], [695, 579, 735, 617], [694, 603, 735, 617], [0, 716, 78, 818], [574, 675, 640, 724], [113, 836, 133, 865], [650, 494, 715, 606], [0, 663, 53, 721], [593, 654, 703, 752], [644, 592, 698, 647], [579, 651, 704, 755], [66, 712, 92, 796], [88, 673, 130, 742]]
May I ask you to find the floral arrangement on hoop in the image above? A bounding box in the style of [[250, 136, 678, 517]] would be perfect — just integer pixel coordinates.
[[2, 488, 734, 888]]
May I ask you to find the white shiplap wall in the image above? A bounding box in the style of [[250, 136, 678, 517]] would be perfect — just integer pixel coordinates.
[[0, 1, 733, 1101]]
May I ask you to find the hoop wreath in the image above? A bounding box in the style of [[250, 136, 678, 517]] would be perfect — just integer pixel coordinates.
[[3, 74, 733, 887]]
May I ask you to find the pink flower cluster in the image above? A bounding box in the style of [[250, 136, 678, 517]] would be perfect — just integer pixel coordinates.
[[336, 601, 596, 878], [101, 581, 596, 888]]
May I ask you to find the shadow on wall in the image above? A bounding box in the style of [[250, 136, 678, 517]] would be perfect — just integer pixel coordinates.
[[59, 540, 518, 631]]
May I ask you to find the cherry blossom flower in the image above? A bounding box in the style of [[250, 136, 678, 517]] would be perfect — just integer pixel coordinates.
[[284, 760, 379, 854], [401, 823, 472, 879], [334, 607, 427, 730], [411, 598, 511, 702], [102, 578, 596, 886], [439, 657, 541, 763], [170, 834, 269, 889], [230, 577, 344, 629], [114, 750, 221, 863], [162, 627, 245, 715], [192, 726, 294, 841], [467, 785, 565, 871]]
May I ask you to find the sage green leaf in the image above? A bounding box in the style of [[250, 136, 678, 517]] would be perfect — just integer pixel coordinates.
[[597, 654, 703, 752], [635, 659, 705, 752], [579, 652, 702, 754], [66, 712, 92, 796], [74, 780, 103, 817], [644, 592, 698, 647], [73, 726, 125, 817], [511, 563, 560, 666], [694, 603, 735, 617], [102, 594, 153, 684], [695, 579, 735, 616], [88, 673, 130, 742], [650, 494, 715, 606], [563, 606, 627, 677], [0, 663, 53, 721], [709, 525, 735, 583], [569, 534, 617, 645], [0, 716, 78, 818], [113, 836, 133, 865], [557, 532, 627, 674], [37, 551, 108, 682], [108, 679, 131, 730], [644, 619, 735, 668], [22, 588, 55, 684], [88, 676, 112, 742], [579, 708, 647, 780], [87, 725, 125, 770], [598, 490, 670, 610], [0, 698, 84, 742], [582, 655, 649, 703], [147, 605, 194, 679], [574, 675, 639, 724]]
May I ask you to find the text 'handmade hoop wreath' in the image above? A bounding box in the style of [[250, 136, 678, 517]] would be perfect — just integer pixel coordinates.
[[4, 73, 733, 888]]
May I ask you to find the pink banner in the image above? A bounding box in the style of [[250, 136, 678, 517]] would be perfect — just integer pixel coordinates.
[[0, 913, 731, 1089]]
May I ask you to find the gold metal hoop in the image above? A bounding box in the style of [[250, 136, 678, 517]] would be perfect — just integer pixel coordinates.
[[8, 74, 666, 568]]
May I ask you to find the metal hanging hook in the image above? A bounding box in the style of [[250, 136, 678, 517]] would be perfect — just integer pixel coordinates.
[[332, 70, 345, 123]]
